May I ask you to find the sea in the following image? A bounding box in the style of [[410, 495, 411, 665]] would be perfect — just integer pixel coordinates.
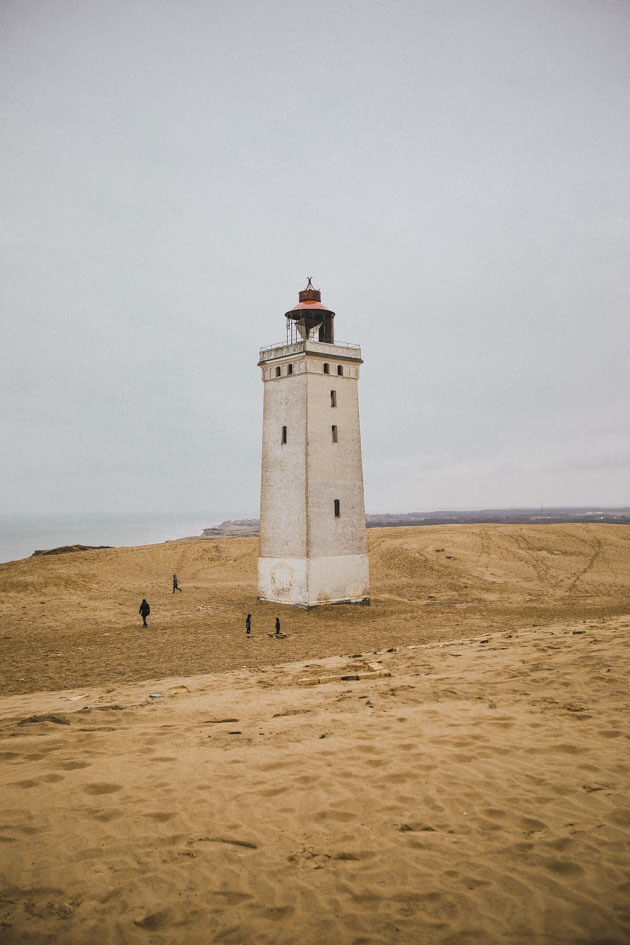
[[0, 512, 234, 564]]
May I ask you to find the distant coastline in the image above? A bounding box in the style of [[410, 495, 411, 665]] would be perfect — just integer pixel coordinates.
[[3, 508, 628, 563], [364, 507, 630, 527], [178, 507, 630, 541]]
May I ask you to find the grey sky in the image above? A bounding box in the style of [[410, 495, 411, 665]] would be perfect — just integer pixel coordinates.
[[2, 0, 628, 519]]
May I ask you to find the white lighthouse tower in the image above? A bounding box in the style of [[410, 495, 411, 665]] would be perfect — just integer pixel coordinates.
[[257, 279, 370, 608]]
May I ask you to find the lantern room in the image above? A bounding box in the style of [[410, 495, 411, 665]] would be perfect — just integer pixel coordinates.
[[284, 277, 335, 345]]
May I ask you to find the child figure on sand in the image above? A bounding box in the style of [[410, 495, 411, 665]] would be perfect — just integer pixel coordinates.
[[172, 574, 182, 593]]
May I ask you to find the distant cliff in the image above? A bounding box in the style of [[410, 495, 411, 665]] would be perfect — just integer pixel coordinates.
[[200, 520, 260, 538]]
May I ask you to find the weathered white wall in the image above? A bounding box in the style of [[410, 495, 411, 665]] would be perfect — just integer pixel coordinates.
[[257, 556, 308, 605], [307, 554, 369, 605], [258, 555, 369, 607], [305, 369, 367, 559], [258, 341, 369, 607], [259, 365, 307, 559]]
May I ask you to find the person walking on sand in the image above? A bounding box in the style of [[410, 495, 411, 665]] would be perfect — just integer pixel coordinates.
[[275, 616, 281, 636], [246, 614, 252, 636], [139, 599, 150, 628], [172, 573, 182, 593]]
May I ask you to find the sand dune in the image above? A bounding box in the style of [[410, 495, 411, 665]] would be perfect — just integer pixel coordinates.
[[1, 524, 628, 696], [1, 524, 629, 944]]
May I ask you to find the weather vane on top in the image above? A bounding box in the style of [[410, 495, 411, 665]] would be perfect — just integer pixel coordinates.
[[305, 276, 314, 290]]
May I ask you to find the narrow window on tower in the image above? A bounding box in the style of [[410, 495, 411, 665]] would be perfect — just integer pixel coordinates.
[[337, 365, 343, 376], [287, 363, 293, 375], [330, 390, 337, 407], [323, 363, 330, 374], [275, 366, 281, 377], [334, 499, 341, 517], [331, 425, 338, 443], [281, 425, 287, 444]]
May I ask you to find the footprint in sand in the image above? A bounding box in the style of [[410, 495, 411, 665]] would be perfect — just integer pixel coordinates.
[[543, 857, 584, 876], [259, 761, 291, 772], [510, 841, 535, 854], [484, 808, 507, 819], [259, 786, 290, 797], [208, 890, 253, 905], [134, 908, 174, 930], [545, 836, 573, 852], [608, 809, 630, 828], [272, 709, 311, 718], [190, 836, 258, 850], [355, 743, 380, 755], [313, 809, 355, 823], [519, 817, 547, 834], [377, 771, 412, 785], [82, 783, 123, 795], [253, 905, 296, 921], [461, 875, 491, 889]]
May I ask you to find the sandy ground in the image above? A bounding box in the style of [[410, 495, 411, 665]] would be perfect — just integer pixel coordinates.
[[1, 524, 628, 696], [0, 524, 629, 944]]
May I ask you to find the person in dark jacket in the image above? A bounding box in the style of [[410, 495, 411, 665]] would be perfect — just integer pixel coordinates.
[[172, 573, 182, 593], [275, 616, 281, 636], [139, 599, 150, 628], [246, 614, 251, 636]]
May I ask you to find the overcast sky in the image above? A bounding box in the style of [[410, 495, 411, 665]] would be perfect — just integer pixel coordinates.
[[2, 0, 628, 522]]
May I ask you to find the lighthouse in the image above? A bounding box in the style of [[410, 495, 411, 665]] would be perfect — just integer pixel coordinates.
[[257, 279, 370, 608]]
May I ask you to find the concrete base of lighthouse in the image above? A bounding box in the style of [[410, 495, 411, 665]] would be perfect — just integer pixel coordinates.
[[258, 554, 370, 608]]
